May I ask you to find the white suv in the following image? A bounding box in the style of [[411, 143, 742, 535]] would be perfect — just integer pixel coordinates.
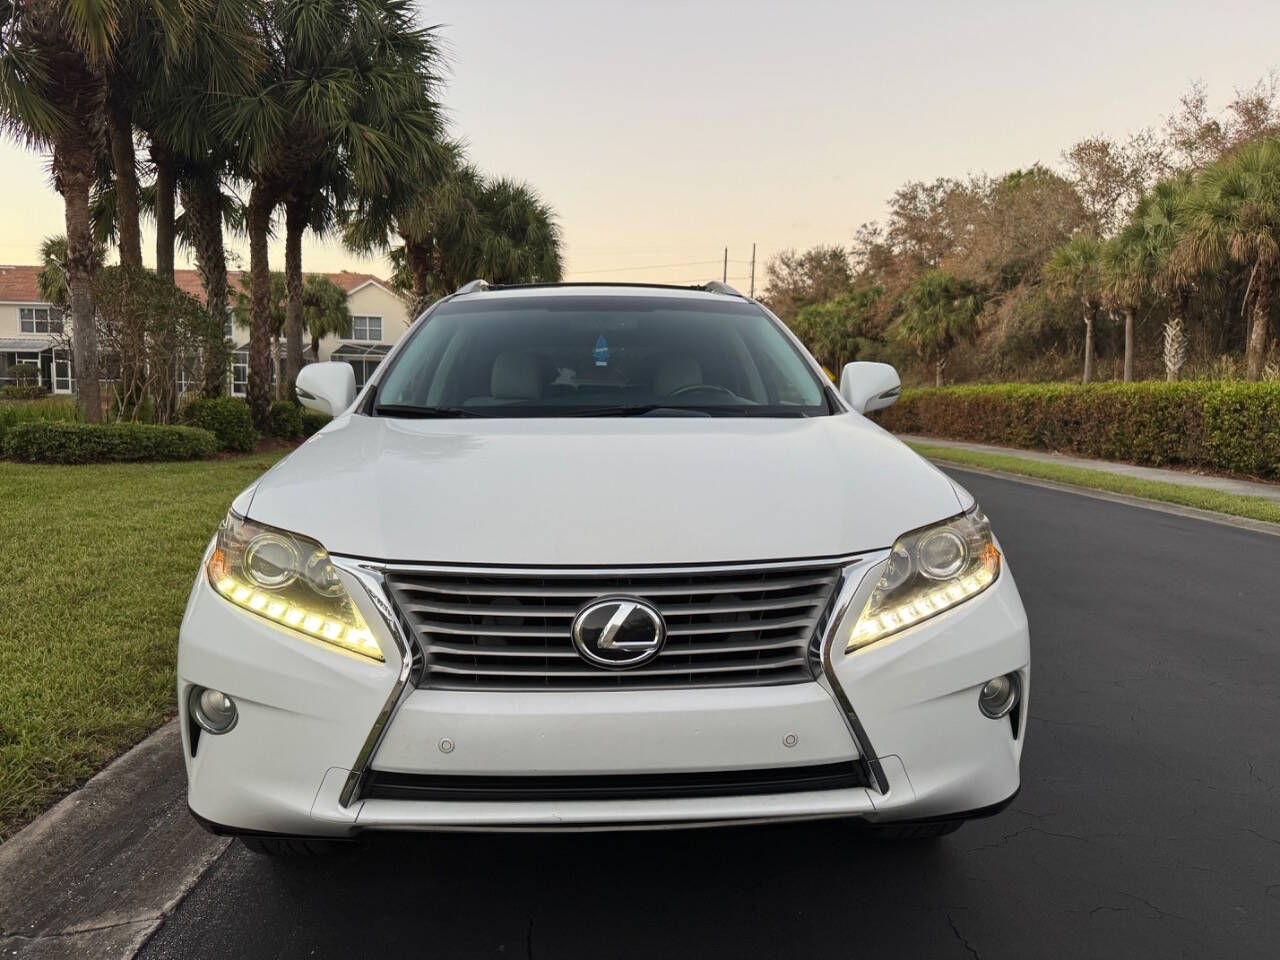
[[178, 282, 1029, 854]]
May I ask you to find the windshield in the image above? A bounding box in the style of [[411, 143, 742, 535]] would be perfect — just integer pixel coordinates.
[[371, 294, 832, 417]]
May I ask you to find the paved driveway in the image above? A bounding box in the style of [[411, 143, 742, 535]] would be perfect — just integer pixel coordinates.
[[140, 469, 1280, 959]]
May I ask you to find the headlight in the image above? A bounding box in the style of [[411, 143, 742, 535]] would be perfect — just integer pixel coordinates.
[[206, 513, 383, 661], [848, 507, 1000, 651]]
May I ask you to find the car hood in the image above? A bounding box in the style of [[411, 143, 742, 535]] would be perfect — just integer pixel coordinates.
[[243, 413, 965, 566]]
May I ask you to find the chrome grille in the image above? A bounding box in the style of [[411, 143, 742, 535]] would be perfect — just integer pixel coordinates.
[[385, 562, 845, 690]]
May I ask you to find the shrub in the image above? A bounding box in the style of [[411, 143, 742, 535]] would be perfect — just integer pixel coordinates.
[[873, 381, 1280, 479], [0, 396, 79, 445], [179, 396, 257, 452], [3, 421, 217, 464], [8, 362, 39, 386], [1, 385, 50, 400], [300, 409, 331, 438], [266, 400, 304, 440]]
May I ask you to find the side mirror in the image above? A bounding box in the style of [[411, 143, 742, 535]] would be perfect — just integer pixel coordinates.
[[839, 361, 901, 414], [296, 362, 356, 417]]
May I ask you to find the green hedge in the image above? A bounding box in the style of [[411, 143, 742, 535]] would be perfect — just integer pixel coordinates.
[[1, 385, 50, 400], [0, 397, 80, 445], [266, 400, 304, 440], [300, 409, 330, 438], [874, 382, 1280, 478], [179, 396, 257, 452], [3, 421, 217, 464]]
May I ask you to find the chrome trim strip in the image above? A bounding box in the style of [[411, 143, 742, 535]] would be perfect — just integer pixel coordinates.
[[356, 552, 870, 577], [331, 557, 422, 808], [816, 555, 891, 794]]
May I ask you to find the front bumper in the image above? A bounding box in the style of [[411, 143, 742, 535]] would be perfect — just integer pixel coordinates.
[[178, 548, 1029, 835]]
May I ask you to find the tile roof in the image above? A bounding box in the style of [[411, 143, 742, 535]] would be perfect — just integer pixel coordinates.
[[0, 265, 392, 306], [0, 266, 44, 302]]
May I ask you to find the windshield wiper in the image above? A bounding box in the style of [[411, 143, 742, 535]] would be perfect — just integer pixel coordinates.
[[374, 403, 490, 419]]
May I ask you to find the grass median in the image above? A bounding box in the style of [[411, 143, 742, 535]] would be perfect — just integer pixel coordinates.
[[907, 442, 1280, 526], [0, 452, 285, 839]]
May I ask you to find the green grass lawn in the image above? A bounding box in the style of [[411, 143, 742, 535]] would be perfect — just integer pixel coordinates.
[[0, 453, 285, 839], [907, 442, 1280, 526]]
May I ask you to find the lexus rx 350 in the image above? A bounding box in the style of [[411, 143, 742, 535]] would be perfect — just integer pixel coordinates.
[[178, 281, 1030, 854]]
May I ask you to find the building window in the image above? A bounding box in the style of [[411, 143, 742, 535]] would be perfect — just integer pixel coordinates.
[[19, 307, 61, 334], [231, 353, 248, 396], [346, 315, 382, 342]]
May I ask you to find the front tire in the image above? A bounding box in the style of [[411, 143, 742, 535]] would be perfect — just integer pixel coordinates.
[[237, 836, 337, 857], [864, 820, 965, 840]]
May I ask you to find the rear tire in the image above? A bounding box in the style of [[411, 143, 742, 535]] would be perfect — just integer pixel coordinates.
[[237, 836, 336, 857], [865, 820, 965, 840]]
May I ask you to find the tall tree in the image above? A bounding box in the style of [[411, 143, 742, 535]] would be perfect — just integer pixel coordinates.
[[761, 246, 853, 321], [1, 1, 112, 419], [1045, 234, 1105, 383], [894, 271, 984, 386], [302, 275, 352, 361], [1178, 138, 1280, 380], [787, 287, 883, 374], [1062, 131, 1165, 236], [1100, 235, 1145, 382], [221, 0, 447, 423], [1105, 176, 1194, 382], [126, 0, 258, 283], [350, 149, 564, 317]]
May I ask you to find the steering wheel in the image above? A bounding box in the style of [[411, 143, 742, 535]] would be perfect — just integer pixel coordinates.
[[667, 382, 740, 400]]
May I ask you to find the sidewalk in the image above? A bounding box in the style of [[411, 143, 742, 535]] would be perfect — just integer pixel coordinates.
[[901, 435, 1280, 504], [0, 721, 227, 959]]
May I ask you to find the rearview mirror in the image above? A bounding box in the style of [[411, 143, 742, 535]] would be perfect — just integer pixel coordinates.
[[839, 362, 901, 414], [296, 362, 356, 417]]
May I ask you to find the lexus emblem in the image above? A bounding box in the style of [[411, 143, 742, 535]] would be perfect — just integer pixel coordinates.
[[571, 597, 666, 669]]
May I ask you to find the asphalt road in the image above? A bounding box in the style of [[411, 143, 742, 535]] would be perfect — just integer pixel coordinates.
[[139, 469, 1280, 959]]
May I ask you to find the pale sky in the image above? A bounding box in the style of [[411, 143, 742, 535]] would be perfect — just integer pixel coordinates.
[[2, 0, 1279, 289]]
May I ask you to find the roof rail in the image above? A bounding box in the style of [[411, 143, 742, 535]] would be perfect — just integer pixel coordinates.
[[701, 280, 744, 297], [454, 279, 490, 295]]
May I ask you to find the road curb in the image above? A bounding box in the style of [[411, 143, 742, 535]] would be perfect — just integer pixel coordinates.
[[933, 459, 1280, 537], [0, 720, 228, 959]]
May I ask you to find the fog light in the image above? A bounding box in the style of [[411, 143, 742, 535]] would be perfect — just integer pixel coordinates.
[[190, 686, 238, 734], [978, 674, 1019, 719]]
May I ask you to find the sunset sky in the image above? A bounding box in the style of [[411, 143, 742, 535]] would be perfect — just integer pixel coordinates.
[[1, 0, 1278, 289]]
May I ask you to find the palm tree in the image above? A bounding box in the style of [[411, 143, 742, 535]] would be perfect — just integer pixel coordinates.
[[1, 2, 111, 419], [302, 276, 352, 361], [352, 150, 564, 317], [1045, 234, 1104, 383], [124, 0, 258, 280], [178, 170, 244, 395], [1111, 176, 1195, 381], [219, 0, 447, 424], [1101, 235, 1145, 382], [894, 271, 983, 386], [1178, 138, 1280, 380]]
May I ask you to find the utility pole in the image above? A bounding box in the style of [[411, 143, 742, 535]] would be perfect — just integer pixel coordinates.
[[722, 247, 728, 283], [749, 243, 756, 298]]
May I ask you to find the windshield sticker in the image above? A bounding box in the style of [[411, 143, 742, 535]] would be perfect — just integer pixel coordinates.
[[593, 334, 610, 366]]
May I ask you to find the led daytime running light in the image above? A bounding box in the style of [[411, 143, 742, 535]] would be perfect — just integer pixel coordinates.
[[849, 555, 996, 648], [213, 573, 383, 660], [848, 509, 1001, 652]]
